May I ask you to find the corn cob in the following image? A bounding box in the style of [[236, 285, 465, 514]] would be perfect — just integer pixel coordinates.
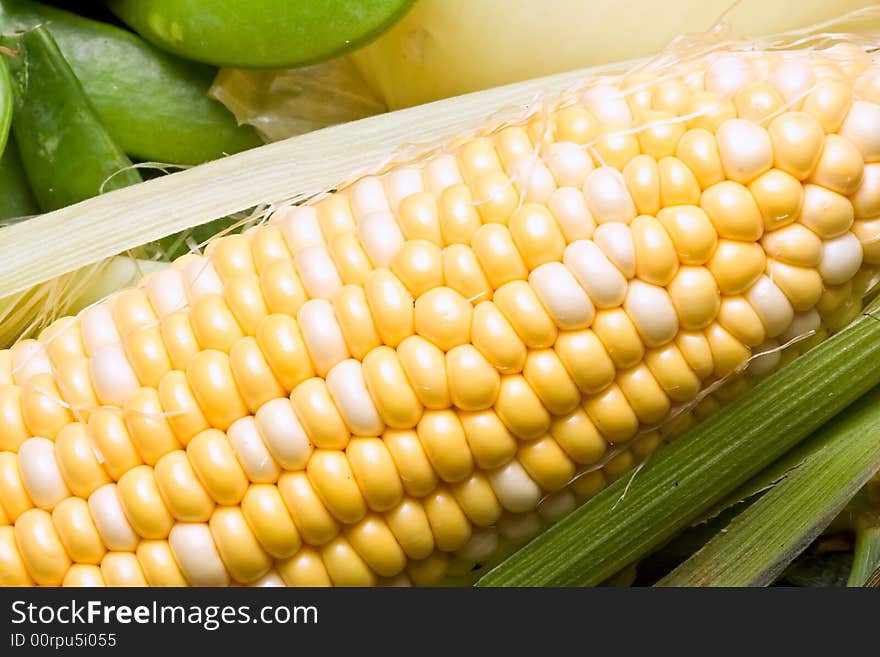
[[2, 39, 880, 588]]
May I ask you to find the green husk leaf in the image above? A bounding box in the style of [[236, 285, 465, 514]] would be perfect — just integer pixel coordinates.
[[850, 524, 880, 586], [698, 418, 857, 524], [476, 302, 880, 587], [658, 385, 880, 586]]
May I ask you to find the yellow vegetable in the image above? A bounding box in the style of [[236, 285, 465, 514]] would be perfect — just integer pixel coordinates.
[[350, 0, 879, 109], [2, 34, 880, 587]]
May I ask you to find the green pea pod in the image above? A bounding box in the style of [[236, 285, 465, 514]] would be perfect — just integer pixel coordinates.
[[0, 52, 11, 155], [0, 136, 39, 223], [5, 26, 143, 212], [107, 0, 415, 68], [0, 0, 262, 164]]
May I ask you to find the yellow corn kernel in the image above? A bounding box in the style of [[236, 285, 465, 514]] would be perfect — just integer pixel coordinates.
[[87, 409, 143, 480], [707, 240, 766, 295], [241, 484, 301, 559], [321, 535, 378, 586], [346, 438, 404, 512], [442, 244, 492, 304], [592, 308, 645, 370], [307, 450, 367, 525], [0, 525, 33, 585], [624, 155, 660, 216], [225, 276, 270, 337], [273, 474, 339, 551], [438, 184, 482, 245], [382, 429, 438, 498], [617, 364, 671, 425], [332, 286, 382, 361], [416, 410, 474, 484], [278, 547, 332, 586], [446, 344, 499, 411], [676, 128, 724, 189], [656, 205, 718, 265], [415, 286, 473, 351], [186, 350, 248, 431], [396, 336, 450, 410], [458, 409, 518, 470], [495, 375, 551, 440], [717, 297, 767, 347], [328, 232, 372, 286], [494, 280, 558, 349], [701, 180, 764, 241], [554, 329, 616, 394], [259, 259, 308, 316], [0, 386, 29, 452], [117, 465, 173, 539], [472, 171, 519, 224], [290, 377, 350, 450], [15, 508, 71, 586], [553, 105, 599, 144], [362, 347, 422, 429], [160, 311, 201, 371], [123, 387, 182, 466], [186, 430, 248, 506], [471, 223, 529, 289], [471, 301, 527, 374], [346, 514, 407, 578], [62, 564, 105, 587], [631, 215, 678, 285], [583, 384, 639, 443], [450, 472, 503, 527], [102, 552, 148, 587], [190, 294, 244, 352], [364, 269, 414, 348], [522, 349, 581, 416], [397, 193, 443, 246], [423, 487, 472, 553], [210, 506, 272, 583], [136, 540, 188, 586], [549, 408, 608, 465], [21, 373, 72, 440], [658, 156, 702, 206], [705, 323, 751, 378], [52, 497, 105, 564], [517, 436, 576, 492], [54, 423, 111, 499]]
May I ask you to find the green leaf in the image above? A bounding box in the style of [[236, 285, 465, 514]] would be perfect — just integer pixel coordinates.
[[0, 50, 12, 156], [698, 426, 834, 524], [476, 302, 880, 587], [658, 386, 880, 586]]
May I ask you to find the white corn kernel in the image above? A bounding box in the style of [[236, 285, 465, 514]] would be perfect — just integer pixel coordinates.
[[88, 484, 139, 551], [227, 416, 281, 484], [254, 398, 313, 470], [294, 246, 343, 299], [169, 523, 230, 586], [593, 223, 635, 278], [528, 262, 595, 330], [326, 359, 384, 436], [297, 299, 350, 378], [488, 460, 543, 513], [563, 240, 628, 308], [18, 437, 70, 510]]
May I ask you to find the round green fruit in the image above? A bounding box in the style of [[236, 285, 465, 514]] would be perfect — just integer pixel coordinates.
[[107, 0, 416, 68]]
